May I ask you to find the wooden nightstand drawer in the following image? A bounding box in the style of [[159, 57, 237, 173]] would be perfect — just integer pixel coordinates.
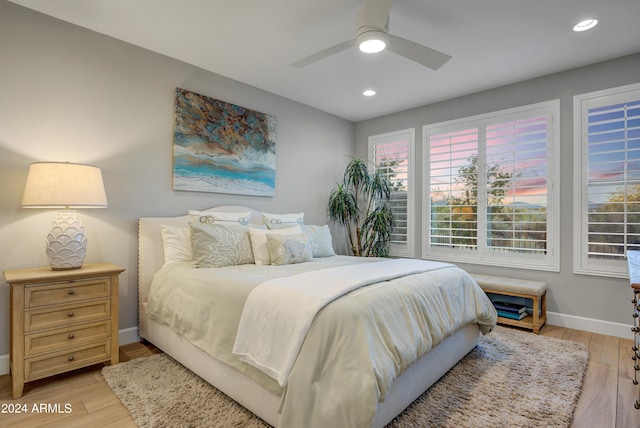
[[25, 278, 110, 308], [5, 262, 124, 398], [25, 320, 111, 357], [25, 341, 111, 382], [25, 299, 110, 332]]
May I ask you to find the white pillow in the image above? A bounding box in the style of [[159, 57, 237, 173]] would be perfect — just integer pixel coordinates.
[[249, 225, 302, 265], [303, 225, 336, 258], [263, 212, 304, 229], [189, 210, 252, 225], [161, 224, 192, 266]]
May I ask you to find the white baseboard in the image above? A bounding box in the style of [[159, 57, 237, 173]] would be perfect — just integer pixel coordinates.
[[119, 326, 141, 345], [0, 327, 140, 376], [546, 311, 634, 340], [0, 354, 8, 377]]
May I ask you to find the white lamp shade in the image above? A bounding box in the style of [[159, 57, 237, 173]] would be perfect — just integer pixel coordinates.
[[22, 162, 108, 208], [22, 162, 108, 270]]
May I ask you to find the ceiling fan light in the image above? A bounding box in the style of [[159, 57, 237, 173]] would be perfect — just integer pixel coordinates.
[[357, 30, 388, 53], [359, 39, 386, 53]]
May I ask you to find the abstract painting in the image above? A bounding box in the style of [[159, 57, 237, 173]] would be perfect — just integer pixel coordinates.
[[172, 88, 276, 196]]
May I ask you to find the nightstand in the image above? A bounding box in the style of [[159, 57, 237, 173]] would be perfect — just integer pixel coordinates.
[[3, 263, 124, 399]]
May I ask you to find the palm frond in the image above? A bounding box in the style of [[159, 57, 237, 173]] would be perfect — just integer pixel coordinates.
[[328, 157, 395, 257]]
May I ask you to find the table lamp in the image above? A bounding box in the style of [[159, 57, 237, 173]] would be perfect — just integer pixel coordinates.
[[21, 162, 108, 270]]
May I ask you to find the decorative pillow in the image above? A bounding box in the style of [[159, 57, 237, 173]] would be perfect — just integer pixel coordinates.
[[161, 224, 192, 265], [188, 210, 252, 225], [303, 225, 336, 258], [249, 225, 302, 265], [190, 222, 254, 268], [263, 212, 304, 229], [266, 233, 313, 266]]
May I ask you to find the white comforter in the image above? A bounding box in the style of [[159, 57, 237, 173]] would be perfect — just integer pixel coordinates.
[[233, 258, 456, 387], [146, 256, 496, 428]]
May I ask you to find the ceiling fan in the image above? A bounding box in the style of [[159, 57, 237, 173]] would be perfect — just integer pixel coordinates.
[[291, 0, 451, 70]]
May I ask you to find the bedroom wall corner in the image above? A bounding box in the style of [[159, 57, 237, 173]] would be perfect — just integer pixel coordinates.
[[0, 1, 356, 358]]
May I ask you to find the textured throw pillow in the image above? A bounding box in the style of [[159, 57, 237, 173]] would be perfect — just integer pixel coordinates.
[[188, 210, 252, 225], [266, 233, 312, 266], [190, 222, 254, 268], [263, 212, 304, 229], [249, 226, 302, 265], [161, 224, 193, 265], [303, 225, 336, 258]]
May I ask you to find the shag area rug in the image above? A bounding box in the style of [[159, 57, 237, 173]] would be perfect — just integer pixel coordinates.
[[102, 326, 588, 428]]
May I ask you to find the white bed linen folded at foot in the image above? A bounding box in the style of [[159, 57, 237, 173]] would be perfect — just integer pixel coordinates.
[[232, 258, 453, 387]]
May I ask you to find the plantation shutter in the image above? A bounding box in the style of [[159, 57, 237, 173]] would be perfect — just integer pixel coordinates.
[[369, 129, 415, 257], [374, 141, 408, 243], [485, 116, 549, 255], [586, 99, 640, 260], [428, 128, 479, 250], [425, 100, 558, 271]]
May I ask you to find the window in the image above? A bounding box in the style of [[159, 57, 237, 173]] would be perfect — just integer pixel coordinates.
[[574, 83, 640, 278], [423, 100, 559, 271], [369, 128, 415, 257]]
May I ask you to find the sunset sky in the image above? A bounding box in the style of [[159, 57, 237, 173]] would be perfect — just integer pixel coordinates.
[[587, 100, 640, 205], [429, 116, 549, 206]]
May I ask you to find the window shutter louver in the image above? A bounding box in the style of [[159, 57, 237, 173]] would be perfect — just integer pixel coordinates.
[[428, 128, 479, 250], [424, 100, 558, 271], [485, 116, 548, 255], [373, 140, 409, 244], [586, 100, 640, 260], [369, 128, 415, 257]]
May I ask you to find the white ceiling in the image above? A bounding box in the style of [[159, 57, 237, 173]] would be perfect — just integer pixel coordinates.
[[10, 0, 640, 122]]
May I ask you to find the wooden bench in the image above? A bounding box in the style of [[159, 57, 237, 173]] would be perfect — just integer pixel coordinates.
[[470, 274, 547, 334]]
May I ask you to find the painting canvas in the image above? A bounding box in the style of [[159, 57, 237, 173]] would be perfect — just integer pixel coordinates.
[[172, 88, 276, 196]]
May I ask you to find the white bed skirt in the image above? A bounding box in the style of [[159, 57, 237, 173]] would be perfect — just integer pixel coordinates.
[[139, 306, 479, 428]]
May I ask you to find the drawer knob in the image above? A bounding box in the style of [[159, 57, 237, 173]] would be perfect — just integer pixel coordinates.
[[68, 289, 75, 295], [68, 333, 75, 340], [67, 311, 74, 318], [67, 356, 75, 362]]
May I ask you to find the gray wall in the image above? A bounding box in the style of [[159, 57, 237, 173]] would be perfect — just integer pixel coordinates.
[[0, 2, 354, 356], [355, 52, 640, 326]]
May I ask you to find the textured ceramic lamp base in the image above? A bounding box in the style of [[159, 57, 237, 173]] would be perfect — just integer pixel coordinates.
[[46, 210, 87, 270]]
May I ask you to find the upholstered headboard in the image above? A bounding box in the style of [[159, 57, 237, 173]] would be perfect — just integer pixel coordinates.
[[137, 205, 263, 335]]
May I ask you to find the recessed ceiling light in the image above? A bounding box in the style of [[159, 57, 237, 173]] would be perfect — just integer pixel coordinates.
[[573, 19, 598, 32], [363, 89, 376, 97]]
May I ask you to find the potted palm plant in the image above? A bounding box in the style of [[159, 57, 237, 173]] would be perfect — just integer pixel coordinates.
[[328, 157, 395, 257]]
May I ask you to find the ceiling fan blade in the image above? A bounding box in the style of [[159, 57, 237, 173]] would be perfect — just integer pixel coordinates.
[[364, 0, 392, 29], [387, 34, 451, 70], [291, 39, 355, 68]]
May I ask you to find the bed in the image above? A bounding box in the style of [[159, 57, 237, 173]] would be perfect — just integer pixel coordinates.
[[138, 205, 497, 428]]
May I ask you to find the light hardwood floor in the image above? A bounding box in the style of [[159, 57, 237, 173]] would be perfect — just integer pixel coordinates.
[[0, 325, 638, 427]]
